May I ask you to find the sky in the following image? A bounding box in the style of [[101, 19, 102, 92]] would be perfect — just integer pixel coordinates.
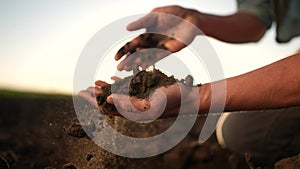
[[0, 0, 299, 94]]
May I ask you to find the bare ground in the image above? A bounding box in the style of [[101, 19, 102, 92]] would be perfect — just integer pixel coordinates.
[[0, 90, 299, 169]]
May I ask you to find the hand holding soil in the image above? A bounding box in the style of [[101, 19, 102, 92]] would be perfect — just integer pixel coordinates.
[[79, 69, 199, 122], [106, 82, 199, 122]]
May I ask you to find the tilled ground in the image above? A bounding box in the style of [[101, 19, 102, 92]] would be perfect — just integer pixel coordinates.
[[0, 91, 299, 169]]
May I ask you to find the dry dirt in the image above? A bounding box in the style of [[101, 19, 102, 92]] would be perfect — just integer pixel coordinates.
[[0, 88, 299, 169]]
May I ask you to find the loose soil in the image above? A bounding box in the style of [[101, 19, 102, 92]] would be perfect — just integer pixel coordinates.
[[0, 82, 299, 169], [96, 69, 179, 112]]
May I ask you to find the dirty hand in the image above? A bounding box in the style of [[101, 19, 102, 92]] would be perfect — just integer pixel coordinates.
[[116, 5, 201, 71], [79, 80, 199, 122], [78, 77, 121, 116]]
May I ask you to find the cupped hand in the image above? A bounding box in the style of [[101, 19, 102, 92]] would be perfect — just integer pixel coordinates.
[[79, 80, 199, 122], [116, 5, 201, 71], [78, 80, 119, 115]]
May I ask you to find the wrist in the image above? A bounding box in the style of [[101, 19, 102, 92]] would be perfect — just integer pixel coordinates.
[[197, 81, 228, 114], [198, 84, 211, 114], [190, 10, 208, 35], [183, 8, 205, 36]]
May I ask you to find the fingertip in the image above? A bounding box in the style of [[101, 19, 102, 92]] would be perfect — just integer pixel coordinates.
[[140, 63, 150, 70], [95, 81, 109, 88], [111, 76, 122, 82], [117, 64, 124, 71], [126, 23, 135, 31], [115, 53, 121, 61], [107, 95, 114, 104], [126, 21, 143, 31]]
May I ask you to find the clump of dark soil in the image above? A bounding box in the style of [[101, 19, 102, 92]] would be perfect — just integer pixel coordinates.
[[64, 118, 87, 138], [96, 69, 185, 112]]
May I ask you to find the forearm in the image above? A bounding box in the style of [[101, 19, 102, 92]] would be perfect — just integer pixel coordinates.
[[199, 53, 300, 113], [192, 11, 267, 43]]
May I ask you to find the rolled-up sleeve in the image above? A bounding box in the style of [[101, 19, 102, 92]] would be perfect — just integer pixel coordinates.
[[237, 0, 273, 29]]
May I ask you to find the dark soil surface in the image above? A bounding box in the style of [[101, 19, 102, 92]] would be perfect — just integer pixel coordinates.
[[96, 69, 179, 112], [0, 88, 299, 169]]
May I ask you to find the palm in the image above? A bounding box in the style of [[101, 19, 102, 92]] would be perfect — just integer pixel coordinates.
[[79, 81, 199, 122], [105, 83, 198, 122], [115, 6, 200, 71]]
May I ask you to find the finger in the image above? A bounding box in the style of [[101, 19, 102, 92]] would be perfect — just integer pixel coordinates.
[[95, 80, 109, 87], [107, 94, 150, 112], [107, 94, 153, 122], [117, 57, 133, 71], [140, 61, 155, 70], [115, 43, 135, 61], [140, 50, 171, 69], [123, 64, 136, 72], [78, 90, 98, 107], [120, 56, 147, 71], [111, 76, 122, 82], [115, 35, 144, 61], [134, 56, 143, 66], [120, 47, 169, 71], [126, 12, 157, 31], [87, 86, 102, 95], [117, 52, 139, 71], [121, 56, 143, 71], [115, 33, 161, 61], [107, 94, 137, 119]]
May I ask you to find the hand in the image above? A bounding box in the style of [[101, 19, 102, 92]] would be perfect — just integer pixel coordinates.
[[116, 5, 201, 71], [79, 79, 200, 122], [78, 77, 121, 116]]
